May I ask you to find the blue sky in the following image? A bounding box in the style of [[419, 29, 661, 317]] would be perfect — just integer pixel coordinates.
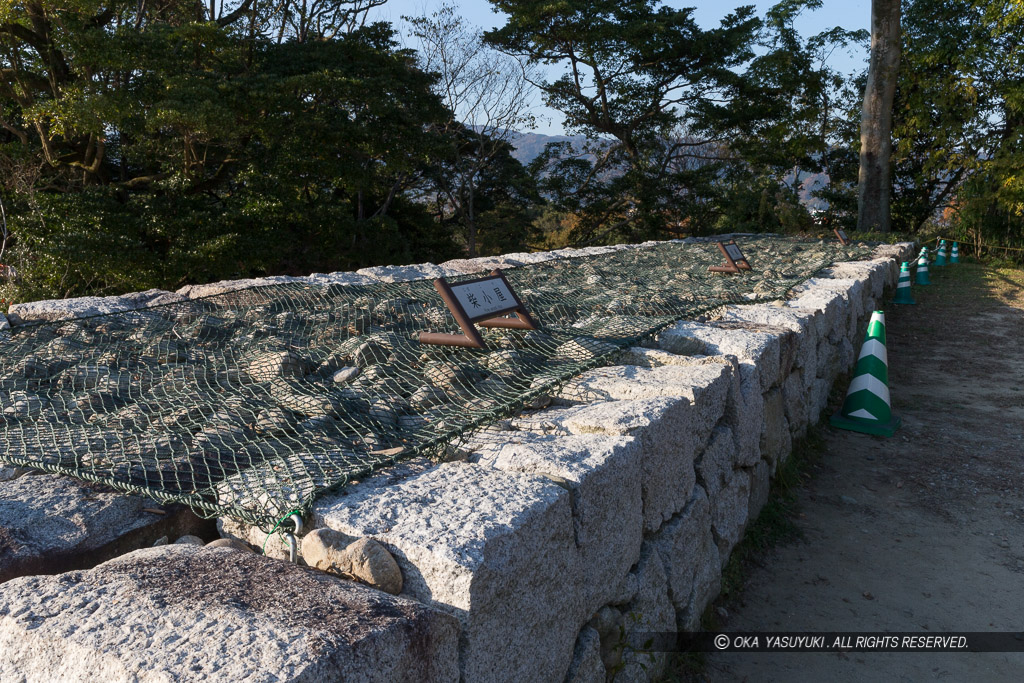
[[369, 1, 871, 134]]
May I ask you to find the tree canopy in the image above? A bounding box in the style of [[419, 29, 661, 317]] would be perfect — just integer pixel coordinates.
[[1, 0, 1022, 303], [0, 1, 461, 299]]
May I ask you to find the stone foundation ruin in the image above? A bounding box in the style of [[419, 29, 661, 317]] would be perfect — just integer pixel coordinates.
[[0, 237, 915, 682]]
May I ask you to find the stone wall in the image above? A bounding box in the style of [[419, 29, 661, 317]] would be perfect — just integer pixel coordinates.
[[0, 237, 915, 682]]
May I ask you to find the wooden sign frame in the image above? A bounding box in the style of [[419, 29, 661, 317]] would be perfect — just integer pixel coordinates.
[[708, 240, 752, 274], [419, 269, 537, 349], [834, 228, 850, 245]]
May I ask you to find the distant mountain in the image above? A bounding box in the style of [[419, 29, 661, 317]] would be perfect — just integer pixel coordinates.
[[508, 131, 590, 164], [508, 130, 836, 210]]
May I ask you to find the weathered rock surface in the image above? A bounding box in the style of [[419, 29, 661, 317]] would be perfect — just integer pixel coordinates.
[[475, 433, 643, 611], [0, 545, 461, 682], [313, 461, 585, 683], [245, 350, 310, 382], [657, 321, 782, 391], [6, 289, 186, 325], [356, 262, 451, 283], [553, 364, 733, 440], [564, 626, 605, 683], [0, 474, 210, 584], [649, 486, 720, 631], [552, 397, 699, 533], [176, 275, 310, 298], [302, 531, 403, 595], [617, 548, 675, 682], [710, 468, 752, 566], [206, 537, 255, 552]]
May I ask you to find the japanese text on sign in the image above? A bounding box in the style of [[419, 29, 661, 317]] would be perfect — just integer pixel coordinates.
[[449, 276, 518, 320], [725, 243, 745, 262]]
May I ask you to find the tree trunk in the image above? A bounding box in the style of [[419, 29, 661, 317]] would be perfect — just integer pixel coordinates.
[[857, 0, 901, 233]]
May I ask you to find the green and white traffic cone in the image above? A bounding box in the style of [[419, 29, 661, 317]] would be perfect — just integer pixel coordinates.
[[830, 311, 901, 437], [916, 250, 931, 285], [950, 242, 960, 264], [892, 262, 915, 304], [934, 240, 947, 267]]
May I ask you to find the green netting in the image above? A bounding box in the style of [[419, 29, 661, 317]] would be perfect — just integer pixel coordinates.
[[0, 237, 871, 529]]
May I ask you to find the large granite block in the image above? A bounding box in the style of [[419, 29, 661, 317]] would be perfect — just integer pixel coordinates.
[[0, 544, 460, 682], [710, 468, 751, 567], [5, 289, 187, 325], [617, 547, 675, 682], [748, 460, 772, 520], [312, 462, 584, 683], [781, 370, 809, 437], [551, 398, 698, 532], [654, 321, 782, 392], [760, 387, 792, 468], [476, 433, 643, 611], [1, 474, 209, 584], [355, 262, 453, 282], [725, 361, 766, 467], [786, 287, 846, 341], [648, 486, 720, 632], [553, 364, 733, 445], [695, 425, 736, 501]]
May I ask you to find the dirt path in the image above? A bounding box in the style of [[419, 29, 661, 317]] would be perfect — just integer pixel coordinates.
[[696, 262, 1024, 681]]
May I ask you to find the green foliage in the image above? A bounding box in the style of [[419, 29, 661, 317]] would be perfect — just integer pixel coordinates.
[[486, 0, 867, 245], [869, 0, 1024, 247], [485, 0, 763, 244], [0, 2, 462, 301]]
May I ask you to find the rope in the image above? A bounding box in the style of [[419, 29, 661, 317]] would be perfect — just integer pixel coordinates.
[[262, 509, 304, 555], [934, 236, 1024, 253], [0, 237, 873, 530]]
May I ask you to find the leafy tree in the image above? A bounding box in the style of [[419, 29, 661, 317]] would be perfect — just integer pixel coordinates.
[[407, 3, 541, 257], [891, 0, 1024, 249], [485, 0, 866, 244], [484, 0, 764, 244], [717, 0, 867, 234], [0, 1, 460, 301]]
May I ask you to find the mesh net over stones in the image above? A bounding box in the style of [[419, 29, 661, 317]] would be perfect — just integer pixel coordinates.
[[0, 237, 871, 529]]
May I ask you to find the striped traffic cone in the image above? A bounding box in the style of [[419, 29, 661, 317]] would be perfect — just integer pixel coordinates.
[[830, 311, 901, 437], [934, 240, 947, 267], [916, 250, 931, 285], [950, 242, 960, 264], [892, 262, 915, 304]]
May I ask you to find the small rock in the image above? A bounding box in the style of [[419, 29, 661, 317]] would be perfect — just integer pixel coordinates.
[[998, 540, 1010, 548], [255, 407, 293, 434], [354, 341, 390, 367], [3, 392, 49, 419], [409, 385, 449, 410], [245, 350, 308, 382], [523, 394, 552, 410], [331, 366, 360, 385], [152, 536, 169, 547], [206, 538, 254, 553], [174, 535, 205, 546], [840, 495, 858, 505], [368, 400, 398, 427], [302, 529, 403, 595]]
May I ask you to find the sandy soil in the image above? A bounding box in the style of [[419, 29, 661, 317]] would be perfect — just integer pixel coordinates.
[[697, 262, 1024, 682]]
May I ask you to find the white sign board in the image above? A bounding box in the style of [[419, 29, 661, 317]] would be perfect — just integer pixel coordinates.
[[725, 243, 745, 262], [449, 276, 518, 321]]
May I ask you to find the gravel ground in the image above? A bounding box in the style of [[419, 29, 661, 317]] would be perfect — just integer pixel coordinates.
[[692, 261, 1024, 682]]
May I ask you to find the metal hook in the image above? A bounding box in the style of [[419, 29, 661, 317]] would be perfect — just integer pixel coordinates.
[[285, 513, 303, 563], [285, 533, 297, 563]]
